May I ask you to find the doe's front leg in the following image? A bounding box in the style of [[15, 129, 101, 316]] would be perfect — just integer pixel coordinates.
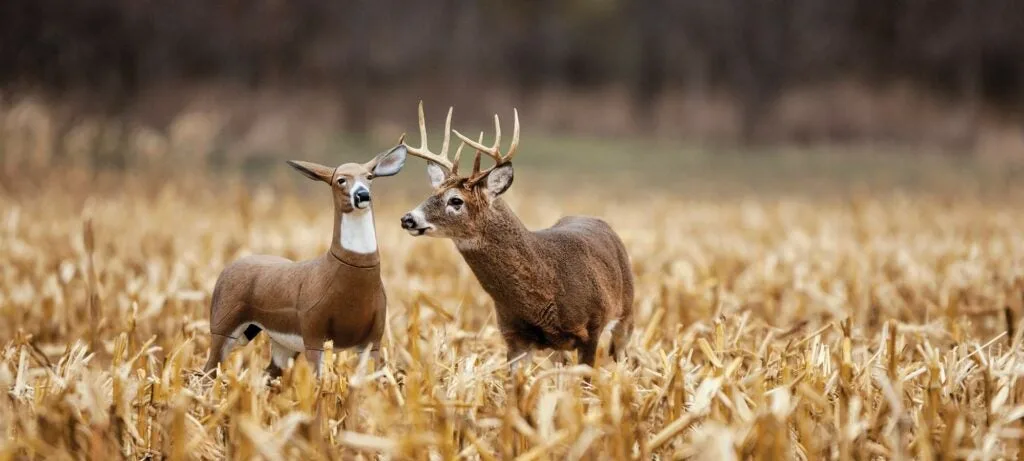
[[355, 342, 383, 372], [303, 349, 323, 376]]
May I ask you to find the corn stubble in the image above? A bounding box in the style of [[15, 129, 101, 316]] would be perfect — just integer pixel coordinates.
[[1, 176, 1023, 460]]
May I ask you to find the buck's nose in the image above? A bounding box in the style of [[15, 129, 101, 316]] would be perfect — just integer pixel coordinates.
[[400, 214, 416, 229]]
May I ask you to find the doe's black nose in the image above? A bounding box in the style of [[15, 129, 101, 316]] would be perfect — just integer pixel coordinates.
[[355, 189, 371, 203], [401, 214, 416, 229]]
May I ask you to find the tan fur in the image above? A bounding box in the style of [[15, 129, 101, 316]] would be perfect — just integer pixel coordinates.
[[204, 145, 406, 377], [400, 105, 634, 367]]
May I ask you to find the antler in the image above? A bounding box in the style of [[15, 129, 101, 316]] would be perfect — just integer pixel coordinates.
[[452, 109, 520, 179], [403, 101, 455, 173]]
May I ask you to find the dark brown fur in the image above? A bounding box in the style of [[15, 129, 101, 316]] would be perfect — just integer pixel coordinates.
[[403, 132, 634, 367], [457, 199, 634, 365]]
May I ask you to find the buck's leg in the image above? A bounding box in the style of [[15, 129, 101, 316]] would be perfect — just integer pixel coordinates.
[[551, 351, 573, 367], [579, 341, 598, 368], [610, 317, 634, 363], [506, 340, 533, 376]]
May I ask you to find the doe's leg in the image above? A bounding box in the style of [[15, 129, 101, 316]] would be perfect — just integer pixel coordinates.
[[358, 342, 382, 372], [304, 349, 324, 376], [267, 341, 298, 378], [204, 333, 235, 374]]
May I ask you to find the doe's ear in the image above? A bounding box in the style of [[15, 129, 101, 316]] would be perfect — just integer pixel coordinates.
[[484, 163, 514, 199], [286, 160, 334, 183], [427, 162, 448, 188], [366, 145, 407, 177]]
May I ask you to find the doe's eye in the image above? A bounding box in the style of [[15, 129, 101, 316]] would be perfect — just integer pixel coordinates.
[[448, 197, 464, 207], [337, 178, 347, 186]]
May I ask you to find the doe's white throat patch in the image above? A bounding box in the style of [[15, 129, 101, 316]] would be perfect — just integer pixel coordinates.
[[341, 209, 378, 254]]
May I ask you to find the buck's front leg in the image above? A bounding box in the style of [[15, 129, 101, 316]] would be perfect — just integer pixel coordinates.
[[504, 335, 533, 376]]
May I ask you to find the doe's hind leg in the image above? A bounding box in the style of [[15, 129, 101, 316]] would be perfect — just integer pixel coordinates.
[[267, 341, 298, 378], [356, 342, 383, 372]]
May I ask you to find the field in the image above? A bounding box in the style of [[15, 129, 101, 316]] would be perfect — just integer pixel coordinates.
[[2, 141, 1024, 460]]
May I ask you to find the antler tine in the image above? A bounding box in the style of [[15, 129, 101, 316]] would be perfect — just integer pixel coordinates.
[[418, 101, 428, 151], [453, 126, 501, 163], [471, 131, 484, 176], [452, 141, 465, 176], [452, 109, 520, 166], [492, 113, 501, 156], [403, 101, 454, 172], [506, 108, 520, 162], [445, 108, 461, 175], [440, 107, 452, 160]]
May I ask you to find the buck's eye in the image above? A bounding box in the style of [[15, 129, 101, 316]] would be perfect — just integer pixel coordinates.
[[337, 178, 347, 186], [448, 197, 464, 207]]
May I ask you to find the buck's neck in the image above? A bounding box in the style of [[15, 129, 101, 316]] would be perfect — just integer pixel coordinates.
[[329, 206, 380, 268], [455, 199, 556, 305]]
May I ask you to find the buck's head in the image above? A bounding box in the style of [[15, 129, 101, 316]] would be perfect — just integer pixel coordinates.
[[287, 145, 407, 213], [399, 102, 518, 240]]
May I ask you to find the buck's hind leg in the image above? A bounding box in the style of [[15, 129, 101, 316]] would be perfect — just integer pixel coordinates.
[[610, 317, 634, 363]]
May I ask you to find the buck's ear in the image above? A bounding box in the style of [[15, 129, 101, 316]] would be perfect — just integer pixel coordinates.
[[366, 145, 407, 177], [484, 163, 514, 199], [287, 160, 334, 183], [426, 162, 448, 188]]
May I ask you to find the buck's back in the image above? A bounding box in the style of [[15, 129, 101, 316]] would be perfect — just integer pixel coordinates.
[[535, 216, 632, 304], [539, 216, 625, 253]]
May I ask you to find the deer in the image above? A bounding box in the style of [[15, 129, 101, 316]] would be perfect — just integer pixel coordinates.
[[203, 144, 408, 377], [399, 102, 634, 370]]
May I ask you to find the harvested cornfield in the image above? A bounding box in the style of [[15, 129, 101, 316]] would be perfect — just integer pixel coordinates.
[[1, 171, 1023, 460]]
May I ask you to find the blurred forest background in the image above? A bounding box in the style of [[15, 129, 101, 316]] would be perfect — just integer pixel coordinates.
[[2, 0, 1024, 183]]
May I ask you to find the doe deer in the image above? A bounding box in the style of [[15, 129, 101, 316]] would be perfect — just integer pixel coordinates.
[[399, 103, 634, 369], [204, 144, 407, 377]]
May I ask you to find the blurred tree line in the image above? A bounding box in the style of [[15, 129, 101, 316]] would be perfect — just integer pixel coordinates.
[[1, 0, 1022, 144]]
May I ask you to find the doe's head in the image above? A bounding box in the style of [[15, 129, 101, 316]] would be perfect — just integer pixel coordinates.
[[399, 102, 518, 239], [287, 144, 407, 213]]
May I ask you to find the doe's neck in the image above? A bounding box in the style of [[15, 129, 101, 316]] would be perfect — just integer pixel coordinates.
[[330, 206, 380, 268]]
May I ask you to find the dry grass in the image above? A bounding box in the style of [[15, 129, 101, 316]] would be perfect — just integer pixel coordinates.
[[1, 167, 1023, 460]]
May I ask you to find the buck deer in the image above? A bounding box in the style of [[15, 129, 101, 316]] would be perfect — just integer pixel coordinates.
[[399, 103, 634, 368], [203, 144, 407, 377]]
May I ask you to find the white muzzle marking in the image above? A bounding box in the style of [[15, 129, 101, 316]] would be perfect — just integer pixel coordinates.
[[352, 182, 371, 210], [405, 208, 434, 236]]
